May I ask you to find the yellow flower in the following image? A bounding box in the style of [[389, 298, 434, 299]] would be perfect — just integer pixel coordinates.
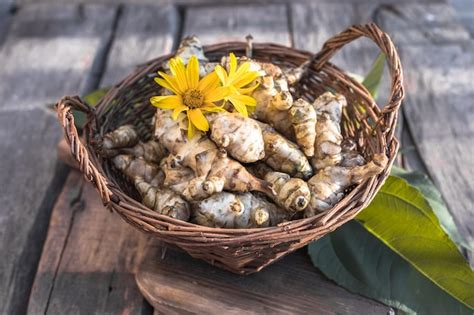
[[150, 56, 227, 138], [214, 53, 260, 116]]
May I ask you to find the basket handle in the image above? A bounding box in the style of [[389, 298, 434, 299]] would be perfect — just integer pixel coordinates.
[[56, 96, 113, 204], [308, 23, 404, 140]]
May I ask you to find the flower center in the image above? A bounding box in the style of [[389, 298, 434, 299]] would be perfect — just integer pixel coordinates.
[[183, 89, 204, 109]]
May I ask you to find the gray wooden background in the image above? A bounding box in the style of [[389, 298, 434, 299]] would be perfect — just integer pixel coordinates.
[[0, 0, 472, 313]]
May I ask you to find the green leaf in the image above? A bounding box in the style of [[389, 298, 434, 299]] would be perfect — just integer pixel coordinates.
[[362, 53, 385, 99], [309, 220, 473, 314], [390, 166, 471, 254], [73, 88, 109, 130], [356, 176, 474, 309]]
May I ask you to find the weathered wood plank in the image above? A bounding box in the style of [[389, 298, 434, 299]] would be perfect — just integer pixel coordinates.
[[378, 3, 474, 256], [29, 4, 179, 313], [15, 0, 448, 5], [183, 4, 291, 45], [137, 242, 391, 315], [0, 4, 117, 110], [28, 172, 151, 314], [398, 44, 474, 253], [0, 108, 68, 315], [375, 3, 471, 45], [100, 4, 179, 87]]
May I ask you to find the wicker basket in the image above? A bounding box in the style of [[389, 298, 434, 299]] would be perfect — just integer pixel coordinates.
[[56, 23, 404, 275]]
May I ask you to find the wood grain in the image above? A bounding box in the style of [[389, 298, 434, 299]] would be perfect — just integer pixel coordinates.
[[377, 3, 474, 256], [0, 4, 117, 110], [0, 108, 68, 315], [29, 3, 179, 313], [398, 44, 474, 253], [183, 4, 291, 46], [375, 3, 470, 44], [137, 242, 390, 315], [100, 4, 179, 87], [28, 171, 151, 314]]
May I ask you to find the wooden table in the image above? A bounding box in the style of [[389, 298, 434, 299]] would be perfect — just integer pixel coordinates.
[[0, 0, 472, 314]]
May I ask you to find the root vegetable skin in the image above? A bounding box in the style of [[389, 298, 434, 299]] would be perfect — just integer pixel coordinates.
[[192, 192, 288, 228], [209, 112, 265, 163], [259, 122, 313, 179], [264, 171, 311, 212], [155, 110, 273, 197], [290, 98, 317, 157], [135, 178, 190, 221], [311, 92, 347, 170], [305, 154, 388, 216], [102, 125, 139, 151], [101, 139, 167, 164], [196, 149, 274, 196], [112, 155, 164, 187]]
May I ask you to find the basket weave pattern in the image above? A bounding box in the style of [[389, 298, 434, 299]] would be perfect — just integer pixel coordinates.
[[56, 23, 404, 274]]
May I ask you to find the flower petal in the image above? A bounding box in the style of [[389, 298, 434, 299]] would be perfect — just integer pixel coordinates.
[[172, 104, 188, 120], [186, 55, 199, 89], [198, 71, 220, 94], [238, 82, 259, 95], [204, 86, 229, 103], [233, 71, 260, 88], [154, 77, 180, 95], [214, 65, 228, 85], [228, 97, 248, 116], [229, 93, 257, 106], [200, 102, 225, 113], [187, 117, 196, 138], [169, 57, 188, 91], [150, 95, 183, 109], [229, 53, 237, 77], [234, 62, 251, 79], [158, 71, 184, 95], [188, 108, 209, 131]]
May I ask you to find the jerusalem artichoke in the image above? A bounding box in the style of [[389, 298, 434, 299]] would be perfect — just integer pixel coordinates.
[[192, 192, 288, 228], [208, 112, 265, 163], [305, 153, 388, 216], [102, 125, 139, 151], [134, 177, 190, 221], [155, 110, 273, 197], [264, 171, 310, 212], [311, 92, 347, 170], [112, 154, 164, 187], [340, 139, 365, 167], [251, 75, 295, 139], [258, 122, 313, 179], [101, 139, 167, 164], [289, 98, 317, 157]]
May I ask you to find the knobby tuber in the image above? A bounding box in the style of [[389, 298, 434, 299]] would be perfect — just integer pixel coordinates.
[[340, 139, 365, 167], [208, 112, 265, 163], [192, 192, 288, 228], [251, 75, 294, 139], [305, 153, 388, 216], [112, 154, 164, 187], [311, 92, 347, 170], [258, 122, 313, 179], [290, 98, 317, 157], [101, 139, 167, 163], [102, 125, 139, 151], [264, 171, 310, 212], [135, 177, 190, 221], [155, 110, 273, 197]]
